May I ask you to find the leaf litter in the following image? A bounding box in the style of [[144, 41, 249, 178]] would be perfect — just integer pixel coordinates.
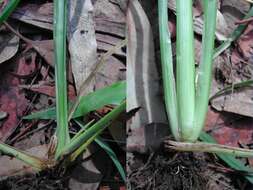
[[0, 0, 126, 189], [127, 0, 253, 189]]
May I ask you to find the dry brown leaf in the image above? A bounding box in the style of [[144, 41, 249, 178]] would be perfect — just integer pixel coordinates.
[[68, 0, 97, 93], [11, 3, 53, 31], [0, 30, 19, 64]]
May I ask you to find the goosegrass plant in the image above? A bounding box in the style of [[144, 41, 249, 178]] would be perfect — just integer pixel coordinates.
[[0, 0, 126, 181], [158, 0, 253, 157]]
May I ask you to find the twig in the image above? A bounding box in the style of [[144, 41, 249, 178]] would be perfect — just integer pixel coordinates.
[[235, 17, 253, 25]]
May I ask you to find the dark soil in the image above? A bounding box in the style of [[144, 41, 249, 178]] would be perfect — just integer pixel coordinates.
[[128, 149, 250, 190], [0, 171, 69, 190]]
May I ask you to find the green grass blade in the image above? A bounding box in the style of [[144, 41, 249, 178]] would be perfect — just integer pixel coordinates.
[[213, 6, 253, 58], [95, 138, 126, 182], [193, 0, 217, 142], [200, 132, 253, 184], [209, 79, 253, 101], [73, 120, 126, 182], [57, 101, 126, 160], [23, 81, 126, 120], [0, 142, 51, 170], [69, 125, 104, 162], [176, 0, 195, 141], [158, 0, 179, 140], [72, 119, 95, 140], [54, 0, 70, 157], [0, 0, 20, 25], [23, 107, 56, 120]]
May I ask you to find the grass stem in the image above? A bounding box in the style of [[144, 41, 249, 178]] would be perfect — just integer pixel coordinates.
[[193, 0, 217, 142], [176, 0, 195, 141], [158, 0, 179, 140], [54, 0, 70, 158]]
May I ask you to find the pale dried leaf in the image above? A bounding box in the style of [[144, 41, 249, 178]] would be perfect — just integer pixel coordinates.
[[68, 0, 97, 93], [0, 32, 19, 64], [168, 0, 230, 41], [11, 3, 53, 30]]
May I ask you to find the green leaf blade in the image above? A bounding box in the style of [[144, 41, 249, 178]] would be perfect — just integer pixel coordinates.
[[158, 0, 179, 140], [23, 81, 126, 120], [200, 132, 253, 184], [214, 6, 253, 58], [59, 101, 126, 160], [95, 138, 126, 182], [0, 0, 20, 25], [193, 0, 217, 141], [176, 0, 195, 141]]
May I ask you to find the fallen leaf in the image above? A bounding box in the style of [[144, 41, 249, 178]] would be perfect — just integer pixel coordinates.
[[168, 0, 230, 40], [95, 56, 125, 90], [210, 18, 253, 117], [237, 22, 253, 61], [31, 40, 54, 67], [108, 0, 128, 12], [20, 82, 76, 100], [94, 0, 126, 38], [5, 22, 74, 84], [14, 52, 37, 78], [96, 33, 126, 57], [204, 108, 253, 148], [68, 0, 97, 93], [5, 22, 54, 67], [11, 1, 126, 39], [0, 29, 19, 64], [211, 87, 253, 117], [0, 61, 28, 141], [221, 0, 251, 35], [11, 3, 53, 31]]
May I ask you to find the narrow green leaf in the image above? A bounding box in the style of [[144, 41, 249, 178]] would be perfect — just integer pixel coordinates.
[[0, 0, 20, 25], [200, 132, 253, 184], [158, 0, 179, 140], [95, 138, 126, 182], [57, 101, 126, 160], [213, 6, 253, 58], [209, 79, 253, 101], [72, 119, 95, 141], [73, 120, 126, 182], [23, 107, 56, 120], [23, 81, 126, 120], [54, 0, 70, 157], [69, 125, 104, 162]]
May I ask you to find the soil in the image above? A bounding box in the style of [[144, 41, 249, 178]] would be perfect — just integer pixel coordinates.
[[0, 171, 69, 190], [128, 149, 251, 190], [125, 1, 253, 190]]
